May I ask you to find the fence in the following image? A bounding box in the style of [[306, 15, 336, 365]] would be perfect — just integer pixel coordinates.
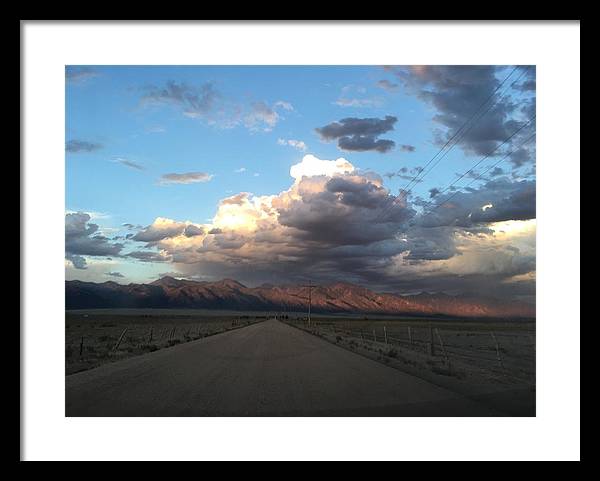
[[290, 319, 535, 384]]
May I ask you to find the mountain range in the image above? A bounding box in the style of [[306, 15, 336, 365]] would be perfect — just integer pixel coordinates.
[[65, 277, 535, 319]]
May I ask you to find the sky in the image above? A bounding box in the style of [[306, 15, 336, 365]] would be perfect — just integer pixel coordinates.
[[65, 65, 536, 302]]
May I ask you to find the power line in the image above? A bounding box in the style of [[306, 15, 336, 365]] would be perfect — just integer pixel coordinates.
[[397, 66, 519, 194], [425, 114, 536, 202], [375, 66, 529, 223], [421, 132, 536, 219], [300, 281, 314, 328], [402, 66, 531, 195]]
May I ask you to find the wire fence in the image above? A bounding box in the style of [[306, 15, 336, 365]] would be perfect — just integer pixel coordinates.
[[288, 319, 535, 385]]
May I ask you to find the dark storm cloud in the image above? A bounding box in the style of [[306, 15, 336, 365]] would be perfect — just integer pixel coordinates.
[[401, 226, 459, 261], [66, 140, 103, 153], [418, 179, 536, 228], [65, 212, 124, 269], [386, 66, 536, 162], [315, 116, 397, 153], [129, 156, 535, 301], [275, 175, 414, 247]]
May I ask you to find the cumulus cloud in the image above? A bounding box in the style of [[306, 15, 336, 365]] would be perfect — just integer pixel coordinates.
[[159, 172, 213, 185], [114, 153, 535, 300], [315, 116, 398, 153], [65, 212, 124, 269], [133, 218, 204, 243], [66, 140, 103, 153]]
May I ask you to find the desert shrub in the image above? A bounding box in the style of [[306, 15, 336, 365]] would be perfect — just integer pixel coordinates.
[[168, 339, 182, 346], [387, 348, 398, 358], [336, 335, 343, 343], [431, 365, 453, 377], [139, 343, 159, 352]]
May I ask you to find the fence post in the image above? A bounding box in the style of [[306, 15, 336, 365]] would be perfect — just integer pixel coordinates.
[[360, 330, 364, 342], [113, 328, 128, 351], [435, 328, 450, 369], [373, 329, 377, 342], [148, 327, 153, 343], [384, 326, 388, 345], [491, 332, 505, 370], [408, 326, 413, 346], [79, 336, 84, 357], [429, 324, 434, 356]]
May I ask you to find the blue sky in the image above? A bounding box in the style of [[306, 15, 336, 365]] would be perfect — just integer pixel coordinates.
[[65, 65, 536, 300], [67, 66, 436, 224]]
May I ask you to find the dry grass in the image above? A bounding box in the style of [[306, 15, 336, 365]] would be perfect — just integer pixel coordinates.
[[66, 310, 265, 375]]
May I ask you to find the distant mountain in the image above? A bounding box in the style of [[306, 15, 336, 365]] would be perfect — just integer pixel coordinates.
[[65, 276, 535, 319]]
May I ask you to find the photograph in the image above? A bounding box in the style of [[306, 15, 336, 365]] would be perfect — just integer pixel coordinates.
[[64, 65, 537, 417], [21, 21, 580, 461]]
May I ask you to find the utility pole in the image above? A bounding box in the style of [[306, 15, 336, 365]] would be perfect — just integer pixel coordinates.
[[301, 280, 314, 328]]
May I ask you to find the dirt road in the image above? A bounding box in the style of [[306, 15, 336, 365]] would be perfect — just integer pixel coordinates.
[[66, 319, 501, 416]]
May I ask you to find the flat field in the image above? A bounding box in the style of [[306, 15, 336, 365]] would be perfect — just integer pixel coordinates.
[[65, 309, 266, 374], [284, 316, 535, 414]]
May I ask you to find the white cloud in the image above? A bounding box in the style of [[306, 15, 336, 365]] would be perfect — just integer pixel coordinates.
[[289, 154, 354, 182], [334, 97, 383, 108], [274, 100, 294, 111], [277, 138, 308, 151]]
